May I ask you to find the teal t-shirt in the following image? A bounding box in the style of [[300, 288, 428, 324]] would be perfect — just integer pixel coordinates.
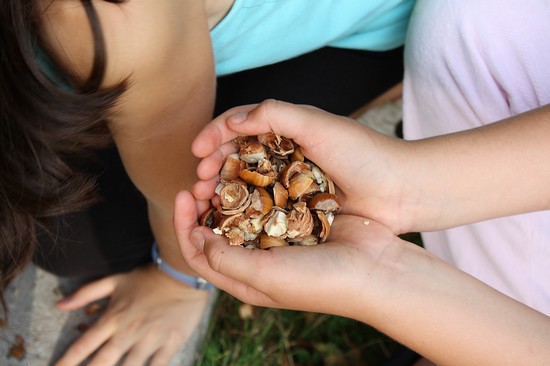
[[211, 0, 415, 76]]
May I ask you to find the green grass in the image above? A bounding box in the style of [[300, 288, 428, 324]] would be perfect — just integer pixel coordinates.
[[197, 294, 399, 366], [197, 233, 422, 366]]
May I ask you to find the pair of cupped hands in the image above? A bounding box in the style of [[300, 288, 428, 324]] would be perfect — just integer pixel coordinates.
[[176, 99, 419, 318]]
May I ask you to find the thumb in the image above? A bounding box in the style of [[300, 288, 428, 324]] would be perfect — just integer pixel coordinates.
[[174, 190, 201, 260], [227, 99, 347, 147], [174, 190, 270, 295], [227, 100, 359, 162]]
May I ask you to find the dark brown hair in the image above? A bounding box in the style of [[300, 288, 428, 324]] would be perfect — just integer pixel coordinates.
[[0, 0, 126, 312]]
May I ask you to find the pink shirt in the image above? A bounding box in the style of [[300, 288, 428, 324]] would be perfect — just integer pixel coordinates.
[[403, 0, 550, 315]]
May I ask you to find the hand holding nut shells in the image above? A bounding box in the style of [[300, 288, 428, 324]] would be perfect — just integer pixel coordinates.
[[192, 100, 408, 235], [175, 189, 398, 317], [199, 133, 342, 248]]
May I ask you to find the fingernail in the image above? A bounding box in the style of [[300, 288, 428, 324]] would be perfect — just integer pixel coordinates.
[[190, 230, 205, 251], [56, 296, 71, 306], [228, 112, 248, 124]]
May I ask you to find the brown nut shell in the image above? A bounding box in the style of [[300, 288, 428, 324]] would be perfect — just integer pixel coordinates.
[[307, 193, 342, 213], [263, 208, 288, 238], [272, 181, 289, 208], [315, 211, 332, 243], [258, 132, 295, 157], [287, 173, 319, 200], [239, 169, 276, 187], [280, 161, 311, 188], [290, 145, 305, 162], [220, 153, 245, 181], [218, 182, 251, 215], [200, 207, 222, 228], [217, 213, 246, 245], [288, 234, 319, 246], [286, 202, 314, 239], [247, 187, 274, 218], [239, 141, 267, 163], [259, 233, 289, 250]]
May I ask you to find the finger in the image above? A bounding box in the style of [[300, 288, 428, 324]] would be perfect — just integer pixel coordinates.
[[121, 335, 161, 366], [86, 337, 131, 366], [174, 191, 233, 284], [196, 198, 213, 218], [57, 276, 118, 311], [192, 176, 219, 201], [147, 336, 183, 366], [223, 100, 369, 178], [174, 191, 215, 272], [193, 227, 278, 306], [55, 321, 115, 366], [226, 100, 355, 155], [199, 228, 287, 292], [191, 104, 259, 158], [196, 140, 238, 181], [200, 215, 377, 293], [174, 192, 271, 303]]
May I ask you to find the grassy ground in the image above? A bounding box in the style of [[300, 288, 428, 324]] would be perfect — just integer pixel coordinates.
[[196, 233, 422, 366], [197, 294, 399, 366]]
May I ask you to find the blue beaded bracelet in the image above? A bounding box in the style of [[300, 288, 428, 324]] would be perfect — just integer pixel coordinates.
[[151, 242, 213, 291]]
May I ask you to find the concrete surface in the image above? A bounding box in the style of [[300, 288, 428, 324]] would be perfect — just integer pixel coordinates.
[[0, 100, 401, 366], [356, 99, 403, 136]]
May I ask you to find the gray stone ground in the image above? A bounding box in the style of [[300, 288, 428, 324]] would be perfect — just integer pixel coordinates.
[[356, 99, 403, 136], [1, 100, 401, 366], [1, 264, 218, 366]]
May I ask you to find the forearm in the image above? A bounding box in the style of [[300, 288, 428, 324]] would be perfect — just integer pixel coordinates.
[[112, 117, 204, 273], [354, 239, 550, 365], [395, 104, 550, 232], [108, 76, 214, 274]]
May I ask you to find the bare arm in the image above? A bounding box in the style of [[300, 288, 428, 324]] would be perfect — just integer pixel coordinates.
[[369, 233, 550, 366], [100, 1, 216, 272], [397, 103, 550, 231]]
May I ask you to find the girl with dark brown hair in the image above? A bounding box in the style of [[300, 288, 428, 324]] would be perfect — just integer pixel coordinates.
[[2, 1, 221, 364]]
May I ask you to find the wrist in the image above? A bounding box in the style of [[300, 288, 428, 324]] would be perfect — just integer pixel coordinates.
[[353, 235, 426, 324], [151, 242, 214, 290]]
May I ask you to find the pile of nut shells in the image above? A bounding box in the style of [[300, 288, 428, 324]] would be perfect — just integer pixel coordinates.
[[200, 132, 341, 249]]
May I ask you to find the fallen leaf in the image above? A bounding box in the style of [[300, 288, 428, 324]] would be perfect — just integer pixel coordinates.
[[8, 335, 25, 360]]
